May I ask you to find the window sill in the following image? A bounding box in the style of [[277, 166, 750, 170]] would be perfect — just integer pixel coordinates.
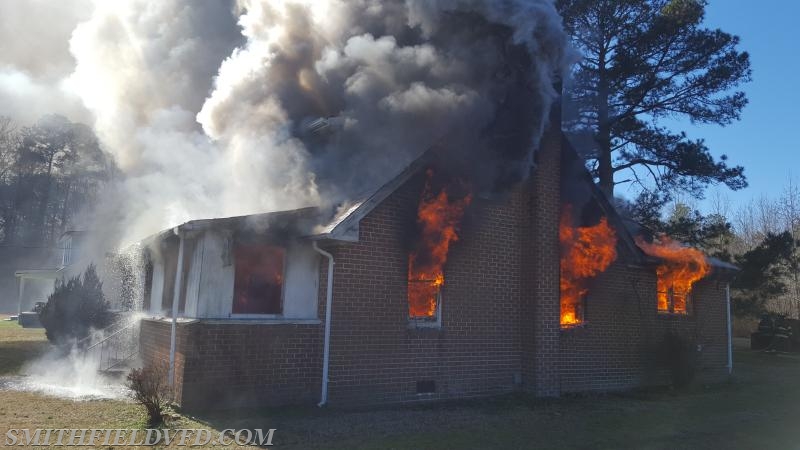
[[201, 318, 321, 325], [560, 322, 588, 333], [656, 312, 693, 319], [230, 313, 283, 319], [142, 316, 199, 324], [407, 319, 442, 330], [141, 316, 320, 326]]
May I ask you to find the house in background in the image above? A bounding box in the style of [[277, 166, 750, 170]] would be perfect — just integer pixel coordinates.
[[136, 114, 738, 410], [13, 230, 90, 326]]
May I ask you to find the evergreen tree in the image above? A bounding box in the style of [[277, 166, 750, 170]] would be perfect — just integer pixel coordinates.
[[558, 0, 750, 198], [732, 232, 797, 317], [39, 264, 111, 345]]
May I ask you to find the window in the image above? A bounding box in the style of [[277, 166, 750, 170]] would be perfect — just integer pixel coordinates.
[[560, 295, 585, 327], [233, 244, 285, 315], [657, 286, 692, 315], [62, 237, 72, 266], [408, 277, 442, 323]]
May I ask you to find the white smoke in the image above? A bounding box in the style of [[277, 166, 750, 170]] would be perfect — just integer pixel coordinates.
[[0, 0, 570, 247], [0, 0, 92, 123]]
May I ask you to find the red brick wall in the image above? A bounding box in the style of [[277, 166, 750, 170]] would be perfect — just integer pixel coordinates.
[[316, 169, 531, 406], [558, 262, 730, 392], [139, 319, 186, 401], [524, 122, 562, 396], [140, 319, 323, 410]]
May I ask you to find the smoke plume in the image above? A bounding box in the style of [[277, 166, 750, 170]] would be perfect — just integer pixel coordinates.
[[1, 0, 570, 247], [0, 0, 92, 123]]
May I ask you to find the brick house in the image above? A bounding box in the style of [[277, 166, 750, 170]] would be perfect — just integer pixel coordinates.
[[137, 117, 736, 410]]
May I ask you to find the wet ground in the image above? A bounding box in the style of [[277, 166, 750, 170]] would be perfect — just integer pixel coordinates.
[[0, 373, 129, 401]]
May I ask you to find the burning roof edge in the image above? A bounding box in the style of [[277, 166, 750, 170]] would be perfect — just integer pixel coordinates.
[[135, 134, 741, 282], [620, 217, 739, 276], [705, 256, 740, 278], [139, 207, 321, 246], [310, 134, 666, 264], [135, 149, 436, 247], [561, 135, 652, 266], [562, 135, 739, 279], [307, 149, 439, 242]]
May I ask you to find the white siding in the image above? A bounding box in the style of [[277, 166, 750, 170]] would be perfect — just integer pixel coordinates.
[[282, 241, 320, 319], [183, 236, 205, 317], [196, 231, 235, 319], [148, 230, 320, 320], [149, 260, 165, 315]]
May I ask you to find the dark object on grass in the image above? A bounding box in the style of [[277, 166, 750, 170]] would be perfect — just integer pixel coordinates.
[[127, 363, 172, 427], [18, 312, 43, 328], [751, 314, 799, 352], [39, 264, 111, 346]]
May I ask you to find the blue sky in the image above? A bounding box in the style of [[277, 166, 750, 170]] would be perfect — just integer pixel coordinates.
[[662, 0, 799, 212]]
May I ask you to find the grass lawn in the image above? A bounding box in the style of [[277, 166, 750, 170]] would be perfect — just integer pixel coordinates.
[[0, 315, 253, 449], [0, 315, 798, 449], [0, 316, 49, 376], [210, 340, 799, 449]]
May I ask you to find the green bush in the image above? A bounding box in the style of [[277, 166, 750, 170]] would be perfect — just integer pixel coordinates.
[[39, 264, 111, 346]]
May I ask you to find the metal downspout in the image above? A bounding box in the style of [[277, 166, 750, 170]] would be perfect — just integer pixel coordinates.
[[312, 241, 334, 406], [168, 228, 186, 387], [726, 283, 733, 375]]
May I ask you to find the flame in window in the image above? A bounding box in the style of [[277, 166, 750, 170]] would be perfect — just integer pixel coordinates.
[[408, 169, 472, 318], [233, 244, 285, 314], [559, 205, 618, 326], [635, 235, 710, 313]]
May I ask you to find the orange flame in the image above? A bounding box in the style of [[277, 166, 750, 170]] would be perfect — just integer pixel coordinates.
[[408, 169, 472, 318], [559, 205, 618, 326], [635, 235, 710, 313]]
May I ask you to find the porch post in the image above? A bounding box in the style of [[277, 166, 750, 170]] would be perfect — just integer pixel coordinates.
[[168, 231, 186, 387]]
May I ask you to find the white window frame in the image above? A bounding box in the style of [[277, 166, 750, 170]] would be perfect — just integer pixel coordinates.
[[408, 284, 442, 329]]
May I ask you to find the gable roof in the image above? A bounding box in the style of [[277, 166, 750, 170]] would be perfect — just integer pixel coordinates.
[[561, 135, 739, 277], [138, 132, 739, 280], [560, 135, 653, 265], [310, 134, 651, 261], [308, 150, 438, 241]]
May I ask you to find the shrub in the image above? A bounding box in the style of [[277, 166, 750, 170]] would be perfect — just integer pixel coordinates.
[[127, 363, 172, 427], [39, 264, 111, 346], [656, 331, 698, 387]]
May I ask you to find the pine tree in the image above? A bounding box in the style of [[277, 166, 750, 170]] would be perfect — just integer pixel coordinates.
[[39, 264, 111, 345], [558, 0, 750, 198]]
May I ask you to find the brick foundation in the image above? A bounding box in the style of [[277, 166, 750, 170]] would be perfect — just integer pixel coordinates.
[[140, 319, 323, 410]]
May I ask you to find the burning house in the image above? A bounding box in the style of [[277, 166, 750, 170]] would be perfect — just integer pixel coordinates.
[[134, 112, 737, 409], [48, 0, 739, 410]]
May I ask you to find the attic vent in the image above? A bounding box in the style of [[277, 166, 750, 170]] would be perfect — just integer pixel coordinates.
[[304, 116, 344, 137], [306, 117, 330, 134], [416, 380, 436, 394]]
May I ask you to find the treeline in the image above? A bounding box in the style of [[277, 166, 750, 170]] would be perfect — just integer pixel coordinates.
[[0, 115, 116, 248], [622, 186, 800, 319]]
